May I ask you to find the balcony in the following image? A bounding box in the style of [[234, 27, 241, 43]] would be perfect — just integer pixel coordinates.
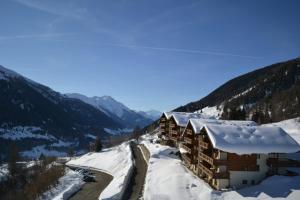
[[198, 163, 229, 179], [181, 143, 192, 154], [160, 118, 166, 122], [267, 158, 300, 167], [199, 141, 209, 149], [184, 137, 193, 144], [199, 152, 228, 166], [170, 135, 178, 141], [169, 124, 176, 128], [169, 130, 178, 135], [199, 152, 214, 165], [182, 153, 192, 165], [160, 123, 165, 127], [186, 129, 193, 135]]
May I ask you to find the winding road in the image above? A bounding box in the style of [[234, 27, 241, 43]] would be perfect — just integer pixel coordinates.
[[122, 142, 149, 200], [68, 170, 113, 200], [68, 142, 150, 200]]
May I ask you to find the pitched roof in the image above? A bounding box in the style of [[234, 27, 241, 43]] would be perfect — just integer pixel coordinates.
[[171, 112, 214, 127], [189, 118, 257, 134], [205, 124, 300, 154]]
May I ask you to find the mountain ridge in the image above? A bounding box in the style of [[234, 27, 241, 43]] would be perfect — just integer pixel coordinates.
[[174, 57, 300, 123]]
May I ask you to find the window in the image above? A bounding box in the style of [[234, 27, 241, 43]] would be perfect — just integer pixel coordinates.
[[242, 180, 248, 184], [251, 180, 255, 185]]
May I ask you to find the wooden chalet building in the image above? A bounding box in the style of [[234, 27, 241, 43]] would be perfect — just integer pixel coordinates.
[[159, 112, 175, 144], [167, 112, 207, 147], [181, 118, 300, 190]]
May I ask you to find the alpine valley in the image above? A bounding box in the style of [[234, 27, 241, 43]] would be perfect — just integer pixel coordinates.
[[0, 65, 160, 160]]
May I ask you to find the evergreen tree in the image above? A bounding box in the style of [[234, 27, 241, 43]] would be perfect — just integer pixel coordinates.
[[94, 136, 102, 152], [8, 144, 20, 178]]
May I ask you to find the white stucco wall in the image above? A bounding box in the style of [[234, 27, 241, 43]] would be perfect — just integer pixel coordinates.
[[229, 154, 269, 189]]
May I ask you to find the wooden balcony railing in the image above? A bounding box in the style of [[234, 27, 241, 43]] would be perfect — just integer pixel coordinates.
[[184, 137, 193, 144], [199, 152, 214, 165], [169, 130, 178, 135], [186, 129, 193, 135], [198, 163, 229, 179], [199, 152, 228, 166], [160, 123, 165, 127], [181, 143, 192, 154], [267, 158, 300, 167], [170, 135, 178, 141], [182, 153, 192, 165], [169, 124, 175, 128], [199, 141, 209, 149], [160, 119, 166, 122]]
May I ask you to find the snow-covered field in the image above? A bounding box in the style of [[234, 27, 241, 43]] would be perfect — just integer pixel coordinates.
[[0, 163, 8, 182], [21, 145, 68, 158], [195, 106, 223, 119], [67, 142, 133, 200], [0, 126, 56, 141], [39, 169, 84, 200], [141, 134, 300, 200]]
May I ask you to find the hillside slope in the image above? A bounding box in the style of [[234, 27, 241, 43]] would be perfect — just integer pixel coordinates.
[[0, 65, 124, 159], [175, 57, 300, 123]]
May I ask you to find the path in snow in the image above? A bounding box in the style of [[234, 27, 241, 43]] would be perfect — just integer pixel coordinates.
[[122, 142, 149, 200], [68, 169, 113, 200]]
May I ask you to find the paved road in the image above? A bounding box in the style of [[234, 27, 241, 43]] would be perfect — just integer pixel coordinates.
[[68, 170, 113, 200], [122, 142, 149, 200]]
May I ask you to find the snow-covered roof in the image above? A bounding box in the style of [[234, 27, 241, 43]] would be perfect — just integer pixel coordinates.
[[204, 124, 300, 154], [189, 118, 257, 134], [171, 112, 214, 127], [162, 111, 183, 119]]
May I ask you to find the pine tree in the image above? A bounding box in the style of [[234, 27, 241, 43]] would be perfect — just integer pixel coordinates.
[[8, 144, 20, 178], [94, 136, 102, 152]]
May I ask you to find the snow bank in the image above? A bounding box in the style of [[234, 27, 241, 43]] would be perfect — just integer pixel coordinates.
[[39, 169, 84, 200], [142, 140, 213, 200], [218, 175, 300, 200], [67, 142, 133, 200]]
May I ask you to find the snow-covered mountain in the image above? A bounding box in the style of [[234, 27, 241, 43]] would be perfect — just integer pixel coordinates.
[[137, 110, 162, 121], [0, 65, 130, 160], [66, 93, 153, 128], [175, 57, 300, 124]]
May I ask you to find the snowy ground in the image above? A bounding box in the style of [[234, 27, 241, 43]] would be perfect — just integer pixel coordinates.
[[195, 106, 222, 119], [67, 142, 133, 200], [21, 145, 68, 158], [141, 134, 300, 200], [38, 168, 84, 200], [0, 161, 37, 182], [0, 163, 8, 182]]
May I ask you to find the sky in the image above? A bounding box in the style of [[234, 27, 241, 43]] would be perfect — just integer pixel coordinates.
[[0, 0, 300, 111]]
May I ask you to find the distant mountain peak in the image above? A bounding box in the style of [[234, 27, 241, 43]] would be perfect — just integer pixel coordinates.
[[66, 93, 153, 128]]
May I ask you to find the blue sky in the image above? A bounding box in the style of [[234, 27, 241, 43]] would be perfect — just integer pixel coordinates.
[[0, 0, 299, 111]]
